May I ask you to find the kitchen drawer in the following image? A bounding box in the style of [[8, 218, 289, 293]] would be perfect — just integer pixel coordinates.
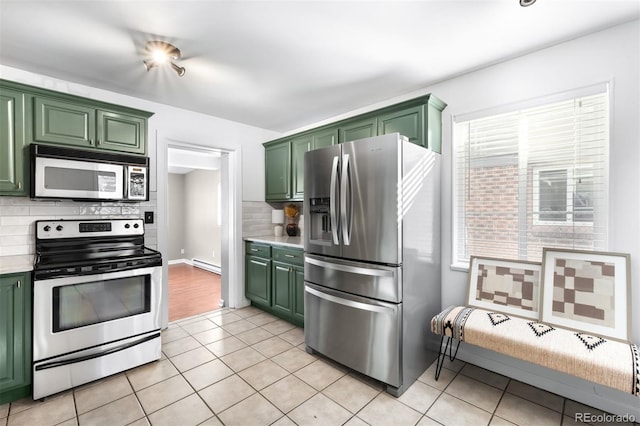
[[246, 242, 271, 258], [272, 246, 304, 266]]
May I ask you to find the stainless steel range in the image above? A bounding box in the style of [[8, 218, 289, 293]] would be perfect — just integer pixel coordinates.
[[32, 218, 163, 400]]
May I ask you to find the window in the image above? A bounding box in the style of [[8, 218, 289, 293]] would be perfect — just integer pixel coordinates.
[[453, 86, 609, 267]]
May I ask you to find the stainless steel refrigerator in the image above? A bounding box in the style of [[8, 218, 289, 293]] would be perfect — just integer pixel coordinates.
[[303, 132, 441, 397]]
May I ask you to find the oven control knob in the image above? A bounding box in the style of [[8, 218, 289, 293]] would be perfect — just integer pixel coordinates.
[[133, 223, 139, 229], [56, 225, 63, 232], [43, 225, 51, 232], [125, 223, 131, 229]]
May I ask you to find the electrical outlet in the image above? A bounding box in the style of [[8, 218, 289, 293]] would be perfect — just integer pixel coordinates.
[[180, 249, 185, 254], [212, 250, 215, 258], [144, 211, 154, 224]]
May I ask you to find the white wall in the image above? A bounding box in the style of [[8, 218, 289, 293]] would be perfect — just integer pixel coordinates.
[[167, 173, 186, 260], [184, 169, 221, 266]]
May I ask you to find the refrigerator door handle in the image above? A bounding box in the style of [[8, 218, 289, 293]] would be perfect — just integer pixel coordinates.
[[340, 153, 351, 245], [330, 155, 340, 245], [305, 285, 396, 314], [305, 256, 396, 277]]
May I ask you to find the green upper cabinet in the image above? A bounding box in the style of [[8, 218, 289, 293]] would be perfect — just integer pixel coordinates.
[[313, 127, 338, 150], [265, 140, 291, 201], [97, 110, 146, 154], [378, 105, 424, 146], [0, 272, 32, 405], [291, 134, 313, 201], [0, 79, 152, 158], [0, 87, 27, 196], [291, 127, 338, 200], [339, 116, 377, 143], [32, 96, 95, 147], [33, 96, 147, 154], [266, 127, 338, 202], [263, 94, 446, 201]]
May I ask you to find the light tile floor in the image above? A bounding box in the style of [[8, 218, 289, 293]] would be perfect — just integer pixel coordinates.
[[1, 306, 636, 426]]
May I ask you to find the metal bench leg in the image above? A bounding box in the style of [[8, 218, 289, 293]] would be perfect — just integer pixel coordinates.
[[435, 321, 461, 381]]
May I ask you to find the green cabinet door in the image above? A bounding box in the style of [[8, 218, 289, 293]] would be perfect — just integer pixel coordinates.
[[0, 272, 32, 405], [313, 127, 338, 149], [339, 117, 377, 143], [265, 140, 291, 201], [33, 96, 96, 147], [97, 110, 146, 154], [291, 135, 312, 201], [245, 256, 271, 307], [292, 266, 305, 323], [378, 105, 424, 146], [291, 128, 337, 200], [272, 262, 293, 316], [0, 88, 27, 195]]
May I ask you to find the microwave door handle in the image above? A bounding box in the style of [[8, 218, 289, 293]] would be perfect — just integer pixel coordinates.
[[340, 154, 351, 245], [330, 156, 340, 245]]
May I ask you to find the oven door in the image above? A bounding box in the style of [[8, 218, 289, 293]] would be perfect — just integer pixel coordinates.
[[33, 156, 125, 200], [33, 266, 161, 362]]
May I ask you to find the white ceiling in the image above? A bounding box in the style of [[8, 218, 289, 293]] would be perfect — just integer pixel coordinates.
[[1, 1, 638, 133]]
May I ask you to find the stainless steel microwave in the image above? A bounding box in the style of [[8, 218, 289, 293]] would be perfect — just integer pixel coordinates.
[[30, 144, 149, 202]]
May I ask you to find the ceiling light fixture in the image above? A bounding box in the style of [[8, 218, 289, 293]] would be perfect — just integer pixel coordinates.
[[143, 41, 186, 77], [519, 0, 536, 6]]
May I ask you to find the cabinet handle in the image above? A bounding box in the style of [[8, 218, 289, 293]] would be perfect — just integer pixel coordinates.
[[251, 249, 259, 252], [17, 181, 22, 190], [17, 280, 21, 288], [89, 139, 94, 145], [285, 254, 295, 258], [97, 139, 101, 146]]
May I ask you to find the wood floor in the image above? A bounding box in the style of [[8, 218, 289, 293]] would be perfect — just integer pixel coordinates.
[[168, 263, 222, 321]]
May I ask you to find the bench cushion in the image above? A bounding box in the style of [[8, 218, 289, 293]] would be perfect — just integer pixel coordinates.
[[431, 305, 640, 397]]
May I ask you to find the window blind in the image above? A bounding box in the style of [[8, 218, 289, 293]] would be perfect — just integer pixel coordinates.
[[453, 89, 609, 266]]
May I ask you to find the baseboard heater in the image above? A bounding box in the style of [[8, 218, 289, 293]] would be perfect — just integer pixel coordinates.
[[192, 258, 221, 275]]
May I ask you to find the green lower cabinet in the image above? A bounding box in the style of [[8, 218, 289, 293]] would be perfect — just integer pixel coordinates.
[[245, 242, 304, 327], [272, 262, 294, 316], [0, 272, 32, 405], [245, 252, 271, 308], [292, 266, 305, 323]]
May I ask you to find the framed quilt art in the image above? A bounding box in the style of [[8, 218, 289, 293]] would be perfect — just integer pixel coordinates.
[[467, 256, 541, 320], [540, 248, 631, 342]]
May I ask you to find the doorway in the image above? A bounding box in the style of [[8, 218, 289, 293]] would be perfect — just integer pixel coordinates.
[[166, 147, 222, 321], [157, 139, 244, 328]]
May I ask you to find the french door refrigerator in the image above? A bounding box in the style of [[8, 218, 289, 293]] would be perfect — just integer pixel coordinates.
[[303, 132, 441, 396]]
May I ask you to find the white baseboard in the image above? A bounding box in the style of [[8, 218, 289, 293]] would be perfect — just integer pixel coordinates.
[[168, 258, 191, 265], [192, 258, 221, 275]]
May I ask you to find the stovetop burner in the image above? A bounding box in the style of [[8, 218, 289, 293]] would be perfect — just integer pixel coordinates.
[[34, 218, 162, 279]]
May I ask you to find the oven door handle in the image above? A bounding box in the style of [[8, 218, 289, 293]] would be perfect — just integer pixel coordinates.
[[35, 331, 160, 371]]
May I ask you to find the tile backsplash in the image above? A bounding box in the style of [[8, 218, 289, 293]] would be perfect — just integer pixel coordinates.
[[0, 193, 158, 256], [242, 201, 276, 237]]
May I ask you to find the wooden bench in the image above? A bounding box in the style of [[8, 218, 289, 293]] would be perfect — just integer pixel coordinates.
[[431, 305, 640, 397]]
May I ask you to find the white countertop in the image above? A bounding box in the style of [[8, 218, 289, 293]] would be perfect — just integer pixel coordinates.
[[244, 235, 304, 249], [0, 255, 35, 275]]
